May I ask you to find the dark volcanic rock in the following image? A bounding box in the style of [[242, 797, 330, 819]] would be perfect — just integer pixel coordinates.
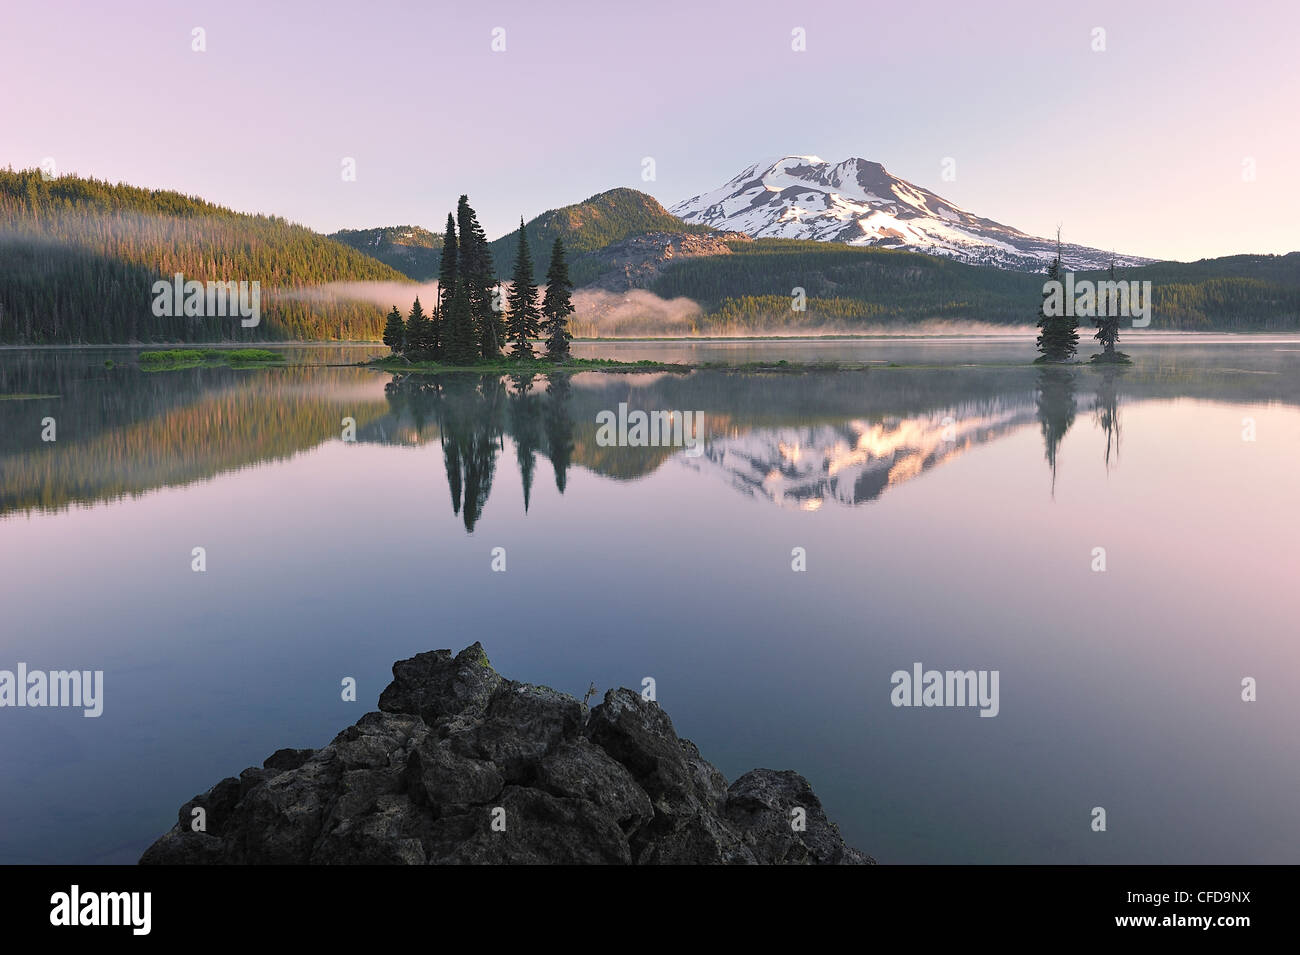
[[140, 643, 871, 865]]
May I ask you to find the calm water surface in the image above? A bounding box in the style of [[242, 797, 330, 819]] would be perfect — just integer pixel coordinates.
[[2, 337, 1298, 863]]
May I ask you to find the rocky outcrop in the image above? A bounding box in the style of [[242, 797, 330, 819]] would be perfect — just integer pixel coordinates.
[[140, 643, 870, 865], [584, 231, 743, 291]]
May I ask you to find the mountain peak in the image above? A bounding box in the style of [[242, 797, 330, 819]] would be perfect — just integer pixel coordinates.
[[763, 154, 826, 167], [670, 155, 1150, 272]]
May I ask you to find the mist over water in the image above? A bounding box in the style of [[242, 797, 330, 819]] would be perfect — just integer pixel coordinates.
[[289, 280, 444, 310], [295, 279, 1051, 339], [290, 281, 707, 337]]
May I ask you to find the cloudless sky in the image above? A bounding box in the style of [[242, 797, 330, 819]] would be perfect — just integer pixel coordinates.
[[3, 0, 1296, 261]]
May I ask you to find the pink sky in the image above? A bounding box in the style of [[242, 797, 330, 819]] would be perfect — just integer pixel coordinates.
[[2, 0, 1296, 261]]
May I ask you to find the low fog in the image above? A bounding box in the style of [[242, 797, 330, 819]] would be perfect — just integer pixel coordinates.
[[286, 282, 703, 336], [288, 281, 1040, 338]]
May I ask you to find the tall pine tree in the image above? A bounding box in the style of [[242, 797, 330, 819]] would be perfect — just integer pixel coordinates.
[[382, 305, 405, 353], [456, 195, 502, 360], [541, 237, 574, 362], [506, 217, 541, 359], [434, 212, 458, 360]]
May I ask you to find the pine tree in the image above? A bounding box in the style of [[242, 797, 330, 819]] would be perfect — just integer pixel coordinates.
[[541, 238, 575, 362], [506, 217, 541, 359], [443, 279, 477, 365], [434, 212, 458, 359], [1035, 233, 1078, 363], [1093, 256, 1122, 358], [382, 305, 406, 353], [406, 296, 431, 358], [456, 195, 502, 360]]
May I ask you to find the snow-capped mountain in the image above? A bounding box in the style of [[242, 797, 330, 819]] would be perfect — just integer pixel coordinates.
[[670, 156, 1152, 272]]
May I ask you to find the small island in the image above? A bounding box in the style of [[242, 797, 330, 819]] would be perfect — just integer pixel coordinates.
[[138, 348, 286, 369], [364, 354, 693, 374]]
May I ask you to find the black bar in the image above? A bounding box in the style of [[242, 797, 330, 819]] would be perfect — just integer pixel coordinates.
[[4, 864, 1278, 940]]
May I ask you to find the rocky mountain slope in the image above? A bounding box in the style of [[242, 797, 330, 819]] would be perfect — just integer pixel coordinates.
[[670, 155, 1153, 272], [583, 230, 743, 291], [140, 643, 870, 865]]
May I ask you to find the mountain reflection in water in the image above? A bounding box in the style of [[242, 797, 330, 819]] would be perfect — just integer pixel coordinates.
[[3, 348, 1295, 526]]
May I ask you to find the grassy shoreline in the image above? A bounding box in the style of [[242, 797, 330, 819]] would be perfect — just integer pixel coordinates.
[[138, 348, 286, 369]]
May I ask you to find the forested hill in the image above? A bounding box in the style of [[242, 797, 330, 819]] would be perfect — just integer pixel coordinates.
[[341, 189, 720, 287], [0, 169, 407, 344], [650, 239, 1042, 328], [1102, 254, 1300, 330], [487, 188, 717, 283], [329, 225, 443, 280], [647, 239, 1300, 332]]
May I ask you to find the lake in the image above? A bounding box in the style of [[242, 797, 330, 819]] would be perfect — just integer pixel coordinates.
[[2, 336, 1298, 864]]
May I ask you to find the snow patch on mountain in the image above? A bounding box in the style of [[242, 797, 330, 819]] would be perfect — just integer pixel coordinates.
[[670, 156, 1153, 272]]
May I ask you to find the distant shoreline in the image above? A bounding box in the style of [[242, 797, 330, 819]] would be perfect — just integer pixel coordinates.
[[7, 329, 1300, 351]]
